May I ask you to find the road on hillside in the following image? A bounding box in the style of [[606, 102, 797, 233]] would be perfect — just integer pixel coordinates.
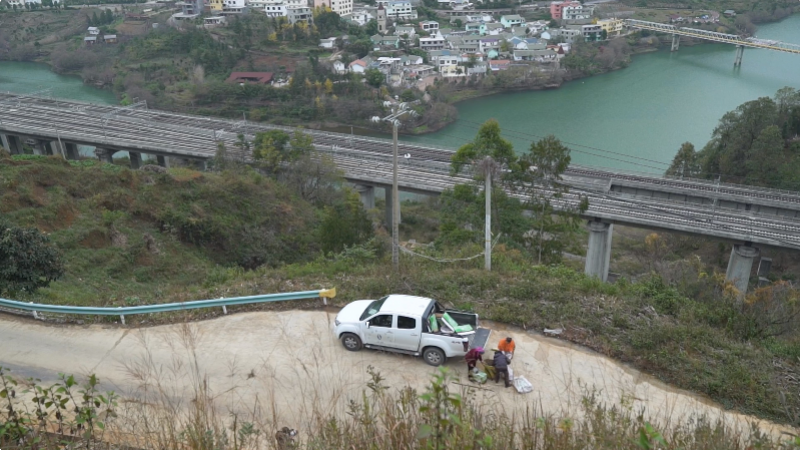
[[0, 310, 793, 440]]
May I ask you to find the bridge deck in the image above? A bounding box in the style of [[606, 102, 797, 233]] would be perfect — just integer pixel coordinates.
[[624, 19, 800, 54]]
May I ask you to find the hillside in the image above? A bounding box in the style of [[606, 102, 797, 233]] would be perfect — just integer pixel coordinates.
[[0, 154, 320, 307], [1, 154, 800, 426]]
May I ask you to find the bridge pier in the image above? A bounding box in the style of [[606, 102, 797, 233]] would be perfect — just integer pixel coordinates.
[[32, 140, 50, 155], [64, 143, 80, 160], [0, 134, 10, 153], [3, 135, 21, 154], [95, 147, 116, 164], [671, 33, 680, 52], [734, 45, 744, 66], [725, 243, 759, 297], [585, 219, 613, 282], [129, 152, 143, 169], [356, 185, 375, 210], [156, 155, 170, 168]]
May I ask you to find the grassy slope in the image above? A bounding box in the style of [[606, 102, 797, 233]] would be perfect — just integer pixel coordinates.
[[0, 155, 318, 308], [1, 157, 799, 426]]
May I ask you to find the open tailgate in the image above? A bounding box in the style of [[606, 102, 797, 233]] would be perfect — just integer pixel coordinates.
[[468, 328, 491, 351]]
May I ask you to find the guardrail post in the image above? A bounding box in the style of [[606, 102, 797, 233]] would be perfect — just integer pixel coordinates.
[[120, 315, 125, 325], [222, 305, 227, 314], [29, 302, 39, 320]]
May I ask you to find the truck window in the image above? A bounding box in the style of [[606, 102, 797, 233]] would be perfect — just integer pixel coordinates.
[[359, 297, 388, 321], [397, 316, 416, 329], [369, 314, 393, 328]]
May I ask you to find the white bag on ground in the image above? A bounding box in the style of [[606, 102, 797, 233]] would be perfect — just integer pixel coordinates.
[[507, 366, 514, 382], [514, 376, 533, 394]]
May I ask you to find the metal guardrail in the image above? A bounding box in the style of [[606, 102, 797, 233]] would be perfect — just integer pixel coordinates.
[[0, 288, 336, 324]]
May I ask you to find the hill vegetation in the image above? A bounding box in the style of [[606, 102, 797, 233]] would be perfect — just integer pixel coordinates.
[[667, 87, 800, 189]]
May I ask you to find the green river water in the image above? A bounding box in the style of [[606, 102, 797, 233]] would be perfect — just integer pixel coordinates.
[[408, 14, 800, 173], [0, 15, 799, 171]]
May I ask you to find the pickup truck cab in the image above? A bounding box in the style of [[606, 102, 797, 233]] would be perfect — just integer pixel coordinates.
[[333, 294, 491, 366]]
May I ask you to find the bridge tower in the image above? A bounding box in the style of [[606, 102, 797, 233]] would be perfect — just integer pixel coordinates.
[[734, 45, 744, 66], [671, 33, 680, 52]]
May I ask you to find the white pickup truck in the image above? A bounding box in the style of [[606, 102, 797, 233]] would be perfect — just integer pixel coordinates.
[[333, 294, 491, 366]]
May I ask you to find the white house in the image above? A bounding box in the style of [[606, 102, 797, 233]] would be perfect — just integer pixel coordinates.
[[332, 60, 347, 74], [349, 59, 368, 73], [395, 25, 416, 37], [500, 14, 525, 28], [349, 9, 374, 25], [87, 27, 100, 35], [319, 37, 337, 48]]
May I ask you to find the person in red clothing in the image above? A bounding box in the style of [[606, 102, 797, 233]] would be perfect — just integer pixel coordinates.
[[498, 337, 515, 361], [464, 347, 484, 375]]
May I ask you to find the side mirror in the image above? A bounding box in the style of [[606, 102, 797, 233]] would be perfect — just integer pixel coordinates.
[[365, 322, 371, 328]]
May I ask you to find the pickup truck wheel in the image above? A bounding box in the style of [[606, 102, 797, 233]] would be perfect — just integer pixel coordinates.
[[423, 347, 445, 366], [341, 333, 363, 351]]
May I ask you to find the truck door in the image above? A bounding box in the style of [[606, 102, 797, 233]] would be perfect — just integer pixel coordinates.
[[364, 314, 394, 346], [393, 315, 421, 351]]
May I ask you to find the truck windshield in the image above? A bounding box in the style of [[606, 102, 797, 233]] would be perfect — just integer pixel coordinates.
[[359, 297, 387, 321]]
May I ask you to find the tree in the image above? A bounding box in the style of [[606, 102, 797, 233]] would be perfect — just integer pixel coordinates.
[[666, 142, 700, 179], [318, 189, 373, 254], [451, 119, 516, 270], [253, 130, 291, 172], [513, 135, 588, 264], [253, 128, 315, 175], [365, 19, 379, 36], [365, 68, 383, 87], [104, 8, 113, 24], [746, 125, 785, 186], [0, 220, 65, 295]]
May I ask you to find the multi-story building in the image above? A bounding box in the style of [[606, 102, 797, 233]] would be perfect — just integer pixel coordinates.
[[562, 4, 591, 20], [210, 0, 223, 12], [597, 18, 623, 37], [420, 31, 446, 50], [377, 0, 417, 20], [313, 0, 353, 17], [287, 5, 313, 23], [549, 0, 580, 20], [419, 20, 439, 32], [547, 24, 581, 42], [581, 23, 601, 40], [221, 0, 246, 13]]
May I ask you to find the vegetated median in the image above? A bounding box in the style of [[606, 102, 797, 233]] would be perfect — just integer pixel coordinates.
[[1, 152, 800, 427]]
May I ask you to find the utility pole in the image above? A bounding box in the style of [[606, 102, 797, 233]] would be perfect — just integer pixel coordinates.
[[485, 170, 491, 271], [372, 101, 418, 272]]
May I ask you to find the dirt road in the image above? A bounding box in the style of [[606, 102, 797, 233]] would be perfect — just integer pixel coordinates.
[[0, 310, 793, 438]]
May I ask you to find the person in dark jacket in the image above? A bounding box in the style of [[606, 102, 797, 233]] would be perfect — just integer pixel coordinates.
[[465, 347, 484, 375], [493, 350, 511, 388]]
